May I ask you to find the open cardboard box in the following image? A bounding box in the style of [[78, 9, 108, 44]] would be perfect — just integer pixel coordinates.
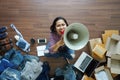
[[94, 66, 113, 80], [102, 30, 119, 45], [89, 38, 106, 62], [107, 54, 120, 74], [105, 34, 120, 57]]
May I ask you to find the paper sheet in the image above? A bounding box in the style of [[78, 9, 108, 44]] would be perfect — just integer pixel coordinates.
[[36, 45, 46, 56]]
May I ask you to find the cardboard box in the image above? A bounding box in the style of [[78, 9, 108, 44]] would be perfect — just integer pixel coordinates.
[[89, 38, 106, 62], [108, 54, 120, 74], [92, 44, 106, 59], [89, 38, 106, 63], [94, 66, 113, 80], [92, 52, 106, 62], [89, 38, 102, 53], [105, 34, 120, 57], [102, 30, 119, 44]]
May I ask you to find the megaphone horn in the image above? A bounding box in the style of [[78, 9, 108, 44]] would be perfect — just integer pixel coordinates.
[[64, 23, 89, 50]]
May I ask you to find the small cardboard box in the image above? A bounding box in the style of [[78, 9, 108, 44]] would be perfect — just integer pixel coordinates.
[[102, 30, 119, 44], [89, 38, 102, 54], [105, 34, 120, 57], [89, 38, 106, 62], [108, 54, 120, 74], [92, 44, 107, 59], [94, 66, 113, 80]]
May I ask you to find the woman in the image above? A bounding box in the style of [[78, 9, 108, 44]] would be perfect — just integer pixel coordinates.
[[45, 17, 75, 59]]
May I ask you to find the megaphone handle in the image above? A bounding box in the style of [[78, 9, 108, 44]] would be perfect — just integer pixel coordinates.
[[64, 57, 70, 64]]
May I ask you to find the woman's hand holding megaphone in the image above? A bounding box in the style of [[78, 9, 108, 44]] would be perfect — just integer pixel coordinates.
[[52, 30, 65, 52], [52, 36, 64, 52], [58, 37, 64, 46], [57, 29, 65, 47]]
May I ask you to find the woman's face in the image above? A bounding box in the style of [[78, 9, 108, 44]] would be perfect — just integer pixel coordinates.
[[55, 19, 67, 35]]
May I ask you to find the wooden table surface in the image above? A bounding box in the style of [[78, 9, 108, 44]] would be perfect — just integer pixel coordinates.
[[0, 0, 120, 79]]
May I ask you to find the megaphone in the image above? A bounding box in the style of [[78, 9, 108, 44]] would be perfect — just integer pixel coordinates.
[[64, 23, 89, 50]]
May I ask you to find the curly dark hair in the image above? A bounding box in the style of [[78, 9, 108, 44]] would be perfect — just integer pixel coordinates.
[[50, 16, 68, 33]]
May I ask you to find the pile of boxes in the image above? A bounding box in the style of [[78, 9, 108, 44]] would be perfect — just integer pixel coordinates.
[[88, 30, 120, 80], [72, 30, 120, 80], [106, 34, 120, 74]]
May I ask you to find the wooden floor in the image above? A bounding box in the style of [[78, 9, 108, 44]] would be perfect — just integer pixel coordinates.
[[0, 0, 120, 78]]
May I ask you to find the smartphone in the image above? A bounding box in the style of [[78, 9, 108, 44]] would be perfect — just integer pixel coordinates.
[[37, 38, 47, 44]]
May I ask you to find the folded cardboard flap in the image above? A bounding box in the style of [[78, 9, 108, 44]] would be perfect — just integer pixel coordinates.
[[111, 34, 120, 41], [107, 58, 111, 68], [94, 66, 113, 80], [102, 34, 109, 45], [115, 41, 120, 54], [111, 54, 120, 60]]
